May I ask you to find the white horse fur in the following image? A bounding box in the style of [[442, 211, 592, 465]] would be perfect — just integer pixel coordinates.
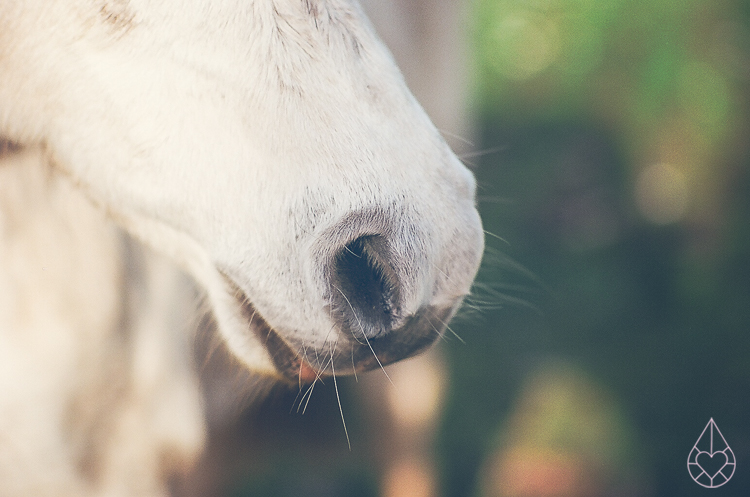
[[0, 1, 484, 495]]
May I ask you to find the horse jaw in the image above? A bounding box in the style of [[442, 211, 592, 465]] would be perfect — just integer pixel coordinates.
[[0, 0, 484, 380]]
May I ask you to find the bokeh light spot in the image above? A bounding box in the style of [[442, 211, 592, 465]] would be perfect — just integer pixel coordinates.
[[383, 458, 436, 497], [635, 163, 689, 225], [490, 12, 559, 80], [386, 355, 444, 428]]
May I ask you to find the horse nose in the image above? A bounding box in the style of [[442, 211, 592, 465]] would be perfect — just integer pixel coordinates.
[[314, 207, 475, 375], [327, 233, 456, 371], [329, 235, 402, 341], [327, 234, 458, 368]]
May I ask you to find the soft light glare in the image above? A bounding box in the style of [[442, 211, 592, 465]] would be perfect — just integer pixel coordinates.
[[383, 457, 436, 497], [635, 163, 689, 225], [490, 12, 559, 80], [386, 354, 444, 428]]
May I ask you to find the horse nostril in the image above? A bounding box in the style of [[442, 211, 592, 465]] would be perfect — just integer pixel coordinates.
[[330, 235, 401, 340]]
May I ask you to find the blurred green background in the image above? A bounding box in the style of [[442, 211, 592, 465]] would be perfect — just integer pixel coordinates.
[[447, 0, 750, 494], [199, 1, 750, 496]]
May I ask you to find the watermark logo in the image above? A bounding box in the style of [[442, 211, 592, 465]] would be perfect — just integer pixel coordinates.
[[687, 418, 735, 488]]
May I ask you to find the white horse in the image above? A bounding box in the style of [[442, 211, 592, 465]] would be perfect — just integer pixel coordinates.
[[0, 1, 484, 495]]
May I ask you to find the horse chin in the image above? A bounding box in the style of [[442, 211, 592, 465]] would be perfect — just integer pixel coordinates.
[[218, 275, 319, 385], [237, 297, 323, 385]]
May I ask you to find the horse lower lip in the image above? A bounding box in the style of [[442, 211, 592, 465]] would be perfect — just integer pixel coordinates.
[[241, 305, 310, 383], [222, 275, 313, 382], [223, 275, 454, 382], [297, 360, 319, 384]]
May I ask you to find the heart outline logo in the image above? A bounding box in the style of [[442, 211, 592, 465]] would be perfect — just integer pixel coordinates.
[[696, 450, 728, 479]]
